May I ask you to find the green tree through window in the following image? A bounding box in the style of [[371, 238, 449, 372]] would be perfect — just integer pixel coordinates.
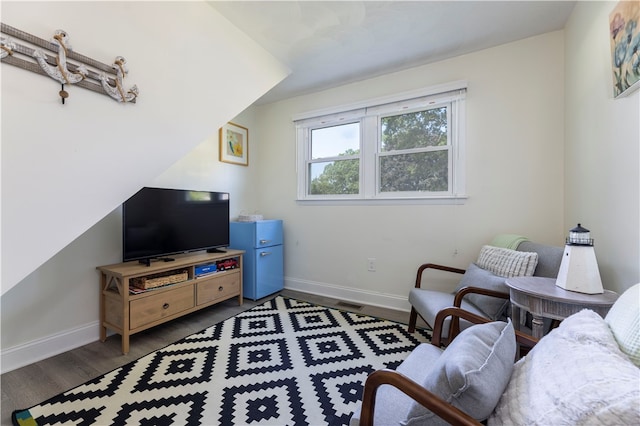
[[295, 84, 466, 201], [380, 107, 448, 192], [309, 149, 360, 195], [381, 108, 447, 150]]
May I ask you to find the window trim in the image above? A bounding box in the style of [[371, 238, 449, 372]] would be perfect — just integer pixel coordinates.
[[294, 81, 467, 203]]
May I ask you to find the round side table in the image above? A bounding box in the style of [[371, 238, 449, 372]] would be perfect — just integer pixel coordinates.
[[505, 276, 618, 339]]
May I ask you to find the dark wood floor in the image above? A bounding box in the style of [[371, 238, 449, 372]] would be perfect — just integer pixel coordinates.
[[1, 289, 425, 424]]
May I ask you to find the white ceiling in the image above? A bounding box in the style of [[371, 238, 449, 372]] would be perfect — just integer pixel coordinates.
[[209, 1, 576, 105]]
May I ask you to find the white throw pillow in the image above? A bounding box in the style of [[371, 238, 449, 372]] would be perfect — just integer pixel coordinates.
[[489, 309, 640, 425], [476, 245, 538, 278], [605, 283, 640, 367]]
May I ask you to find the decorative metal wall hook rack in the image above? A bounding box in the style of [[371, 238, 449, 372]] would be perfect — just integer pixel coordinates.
[[1, 23, 138, 104]]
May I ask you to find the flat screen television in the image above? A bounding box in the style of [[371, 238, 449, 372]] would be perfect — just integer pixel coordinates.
[[122, 187, 230, 265]]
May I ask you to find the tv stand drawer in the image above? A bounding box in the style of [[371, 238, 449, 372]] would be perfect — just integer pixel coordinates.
[[197, 271, 241, 305], [130, 285, 194, 329]]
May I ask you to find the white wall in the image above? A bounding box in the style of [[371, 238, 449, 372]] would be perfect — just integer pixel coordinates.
[[564, 1, 640, 294], [253, 31, 566, 309], [1, 1, 289, 294], [152, 107, 263, 218], [0, 1, 288, 372], [0, 109, 260, 372]]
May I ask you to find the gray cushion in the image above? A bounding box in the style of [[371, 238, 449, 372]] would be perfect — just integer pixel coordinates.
[[408, 288, 487, 335], [403, 320, 516, 425], [454, 263, 509, 320], [516, 241, 563, 278], [349, 344, 443, 426]]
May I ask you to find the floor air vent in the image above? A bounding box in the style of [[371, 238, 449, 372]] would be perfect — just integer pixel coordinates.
[[336, 301, 363, 310]]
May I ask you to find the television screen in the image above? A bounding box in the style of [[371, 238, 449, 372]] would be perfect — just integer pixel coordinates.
[[122, 187, 230, 263]]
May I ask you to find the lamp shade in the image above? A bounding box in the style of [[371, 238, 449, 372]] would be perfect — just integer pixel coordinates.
[[567, 223, 593, 246], [556, 223, 603, 294]]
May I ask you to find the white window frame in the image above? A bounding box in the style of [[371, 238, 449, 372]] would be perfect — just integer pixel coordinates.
[[304, 116, 364, 199], [294, 81, 467, 204]]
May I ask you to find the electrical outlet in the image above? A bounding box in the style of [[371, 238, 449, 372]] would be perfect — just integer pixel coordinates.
[[367, 258, 376, 272]]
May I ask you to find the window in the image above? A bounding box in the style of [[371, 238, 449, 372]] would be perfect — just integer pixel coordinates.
[[379, 107, 449, 193], [295, 82, 467, 202], [309, 122, 360, 195]]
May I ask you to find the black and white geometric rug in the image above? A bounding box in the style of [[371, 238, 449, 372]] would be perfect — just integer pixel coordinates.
[[12, 296, 431, 426]]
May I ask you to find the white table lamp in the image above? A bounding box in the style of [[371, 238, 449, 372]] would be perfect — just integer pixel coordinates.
[[555, 223, 604, 294]]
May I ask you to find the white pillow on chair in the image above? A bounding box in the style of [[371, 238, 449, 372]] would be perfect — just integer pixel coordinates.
[[476, 245, 538, 277], [489, 309, 640, 425], [605, 283, 640, 367]]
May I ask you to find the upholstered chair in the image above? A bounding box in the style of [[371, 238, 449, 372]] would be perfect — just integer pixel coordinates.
[[408, 238, 563, 340]]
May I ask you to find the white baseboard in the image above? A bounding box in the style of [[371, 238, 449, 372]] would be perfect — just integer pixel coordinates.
[[1, 321, 101, 374], [284, 277, 412, 313], [1, 280, 411, 374]]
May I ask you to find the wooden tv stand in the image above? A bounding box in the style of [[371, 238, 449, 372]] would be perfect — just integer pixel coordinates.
[[97, 249, 244, 354]]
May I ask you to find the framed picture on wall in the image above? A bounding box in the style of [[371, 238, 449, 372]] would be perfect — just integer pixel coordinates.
[[609, 1, 640, 98], [219, 122, 249, 166]]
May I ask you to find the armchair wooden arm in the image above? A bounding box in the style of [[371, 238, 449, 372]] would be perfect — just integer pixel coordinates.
[[409, 263, 465, 333], [431, 306, 538, 349], [414, 263, 466, 289], [359, 369, 481, 426], [452, 286, 510, 307], [359, 307, 538, 426], [448, 286, 511, 340]]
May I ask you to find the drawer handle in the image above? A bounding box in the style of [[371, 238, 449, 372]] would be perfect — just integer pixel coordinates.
[[260, 239, 270, 245], [163, 303, 170, 310], [218, 286, 224, 292], [260, 251, 271, 257]]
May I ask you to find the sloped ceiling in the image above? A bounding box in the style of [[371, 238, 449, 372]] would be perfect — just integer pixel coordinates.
[[210, 0, 576, 104]]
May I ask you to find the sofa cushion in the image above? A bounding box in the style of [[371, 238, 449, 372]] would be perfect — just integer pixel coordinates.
[[403, 320, 516, 425], [605, 283, 640, 367], [476, 245, 538, 277], [454, 263, 509, 320], [489, 309, 640, 425]]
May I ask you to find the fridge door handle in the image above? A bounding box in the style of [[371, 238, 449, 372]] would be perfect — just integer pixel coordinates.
[[259, 239, 270, 245], [260, 251, 272, 257]]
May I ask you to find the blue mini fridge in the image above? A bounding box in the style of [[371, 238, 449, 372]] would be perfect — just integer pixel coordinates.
[[229, 220, 284, 300]]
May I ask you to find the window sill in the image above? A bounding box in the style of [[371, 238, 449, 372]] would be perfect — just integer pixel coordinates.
[[295, 195, 468, 206]]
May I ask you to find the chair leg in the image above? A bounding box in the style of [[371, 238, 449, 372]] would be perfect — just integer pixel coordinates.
[[408, 307, 418, 333]]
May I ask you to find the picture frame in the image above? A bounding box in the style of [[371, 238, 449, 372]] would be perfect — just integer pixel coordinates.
[[219, 122, 249, 166], [609, 1, 640, 98]]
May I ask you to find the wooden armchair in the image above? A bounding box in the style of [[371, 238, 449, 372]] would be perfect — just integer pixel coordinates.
[[408, 241, 563, 342], [408, 262, 510, 341], [355, 307, 539, 426]]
